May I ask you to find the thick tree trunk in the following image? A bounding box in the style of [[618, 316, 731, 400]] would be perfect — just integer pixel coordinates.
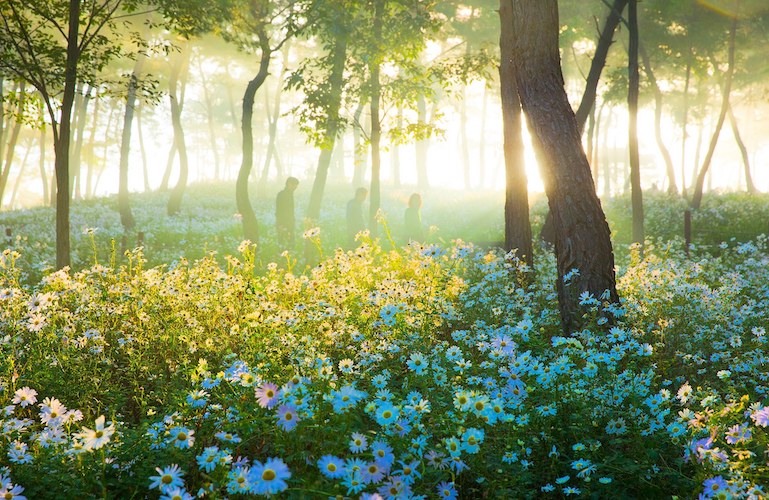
[[727, 103, 755, 194], [499, 0, 533, 267], [640, 45, 677, 195], [118, 57, 144, 230], [415, 96, 429, 190], [511, 0, 618, 332], [307, 35, 348, 220], [628, 0, 644, 245], [236, 33, 272, 243], [691, 16, 738, 209], [574, 0, 629, 133], [368, 0, 384, 234], [167, 42, 192, 215]]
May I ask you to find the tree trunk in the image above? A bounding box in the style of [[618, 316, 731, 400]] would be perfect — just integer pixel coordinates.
[[628, 0, 644, 245], [85, 96, 100, 198], [307, 34, 348, 220], [136, 103, 150, 192], [0, 82, 24, 204], [680, 57, 691, 196], [574, 0, 629, 134], [197, 54, 221, 181], [511, 0, 618, 333], [54, 0, 80, 269], [368, 0, 384, 235], [499, 0, 533, 267], [39, 117, 49, 206], [691, 16, 738, 209], [236, 32, 272, 243], [727, 103, 755, 194], [415, 96, 429, 190], [258, 45, 289, 196], [118, 57, 144, 230], [392, 105, 402, 187], [352, 102, 367, 188], [8, 139, 31, 208], [459, 45, 471, 190], [160, 143, 177, 191], [167, 41, 192, 216], [70, 83, 90, 200]]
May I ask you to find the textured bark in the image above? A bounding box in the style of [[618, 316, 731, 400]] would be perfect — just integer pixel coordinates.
[[307, 34, 347, 220], [627, 0, 643, 245], [640, 44, 678, 195], [236, 30, 272, 243], [574, 0, 629, 133], [499, 0, 533, 267], [511, 0, 618, 333], [727, 103, 755, 194], [167, 42, 192, 216], [691, 16, 738, 209]]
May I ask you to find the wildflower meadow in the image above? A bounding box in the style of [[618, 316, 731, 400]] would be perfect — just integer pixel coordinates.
[[1, 187, 769, 499]]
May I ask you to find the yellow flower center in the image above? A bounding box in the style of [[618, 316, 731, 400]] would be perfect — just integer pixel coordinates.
[[262, 469, 276, 481]]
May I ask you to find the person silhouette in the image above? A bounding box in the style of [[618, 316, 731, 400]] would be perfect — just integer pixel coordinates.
[[346, 187, 368, 248], [404, 193, 424, 243], [276, 177, 299, 248]]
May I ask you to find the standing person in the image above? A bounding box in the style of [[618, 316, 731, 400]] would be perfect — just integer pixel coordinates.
[[346, 187, 368, 248], [276, 177, 299, 249], [404, 193, 424, 243]]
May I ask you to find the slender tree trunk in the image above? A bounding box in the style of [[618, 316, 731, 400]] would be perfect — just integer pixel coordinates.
[[391, 105, 402, 187], [574, 0, 630, 133], [628, 0, 643, 245], [197, 54, 221, 181], [511, 0, 618, 333], [70, 83, 90, 200], [459, 45, 471, 190], [352, 102, 367, 188], [118, 57, 144, 230], [136, 103, 150, 192], [0, 82, 24, 204], [85, 96, 100, 198], [368, 0, 384, 234], [160, 143, 177, 191], [680, 57, 691, 196], [236, 32, 272, 243], [258, 46, 288, 196], [93, 100, 118, 196], [415, 96, 429, 190], [691, 16, 738, 209], [8, 140, 31, 208], [727, 103, 755, 194], [167, 41, 192, 215], [39, 119, 49, 205], [499, 0, 533, 266], [640, 45, 677, 195], [307, 34, 348, 220], [478, 84, 489, 189]]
